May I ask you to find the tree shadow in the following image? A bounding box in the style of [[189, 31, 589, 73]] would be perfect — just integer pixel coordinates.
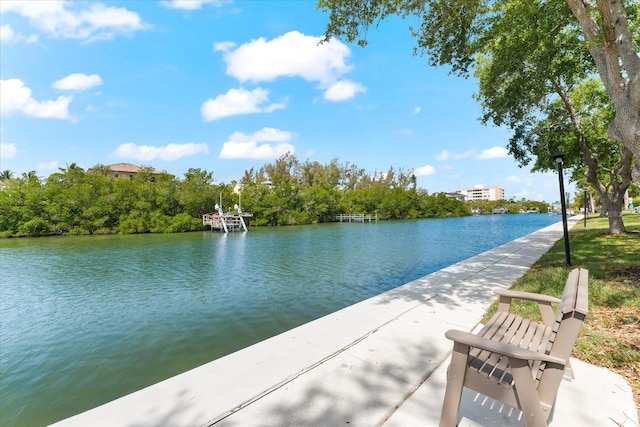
[[213, 327, 449, 427]]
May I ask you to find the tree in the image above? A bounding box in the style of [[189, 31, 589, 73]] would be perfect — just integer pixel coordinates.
[[509, 79, 632, 232], [21, 170, 39, 181], [1, 170, 14, 181], [1, 157, 477, 236], [472, 2, 635, 233], [469, 0, 633, 233], [180, 168, 216, 218], [88, 163, 113, 176], [260, 152, 300, 185], [318, 0, 640, 179], [564, 0, 640, 179]]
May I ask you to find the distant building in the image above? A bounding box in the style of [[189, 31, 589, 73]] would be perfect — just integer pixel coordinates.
[[453, 185, 505, 201], [444, 192, 467, 202], [88, 163, 164, 180]]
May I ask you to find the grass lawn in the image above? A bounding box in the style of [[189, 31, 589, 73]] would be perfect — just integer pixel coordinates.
[[483, 212, 640, 409]]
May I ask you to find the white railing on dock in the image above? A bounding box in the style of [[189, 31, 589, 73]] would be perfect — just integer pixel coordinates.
[[203, 212, 252, 232], [335, 213, 378, 223]]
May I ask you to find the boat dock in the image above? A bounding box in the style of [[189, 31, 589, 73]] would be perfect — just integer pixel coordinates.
[[335, 213, 378, 223], [203, 204, 252, 232]]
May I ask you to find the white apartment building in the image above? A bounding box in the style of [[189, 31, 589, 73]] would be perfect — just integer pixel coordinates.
[[453, 185, 505, 201]]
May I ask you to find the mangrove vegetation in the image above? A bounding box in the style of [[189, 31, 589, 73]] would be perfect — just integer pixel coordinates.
[[1, 156, 476, 237]]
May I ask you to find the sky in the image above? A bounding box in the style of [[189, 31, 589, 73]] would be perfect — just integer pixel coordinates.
[[0, 0, 575, 203]]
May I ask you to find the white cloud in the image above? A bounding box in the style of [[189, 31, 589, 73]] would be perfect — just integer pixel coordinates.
[[435, 146, 509, 161], [513, 188, 545, 201], [477, 146, 508, 160], [160, 0, 228, 10], [219, 127, 295, 159], [213, 41, 236, 52], [435, 151, 448, 161], [213, 31, 365, 103], [1, 78, 72, 119], [0, 1, 147, 41], [323, 80, 366, 101], [37, 160, 59, 171], [506, 175, 533, 185], [414, 164, 436, 176], [115, 142, 209, 161], [53, 73, 103, 91], [413, 106, 421, 115], [0, 142, 18, 159], [219, 31, 355, 87], [0, 23, 38, 43], [435, 149, 474, 161], [0, 24, 15, 40], [201, 87, 285, 122]]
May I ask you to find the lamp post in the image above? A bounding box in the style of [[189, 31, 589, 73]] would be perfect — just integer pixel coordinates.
[[553, 151, 571, 266], [584, 188, 587, 227]]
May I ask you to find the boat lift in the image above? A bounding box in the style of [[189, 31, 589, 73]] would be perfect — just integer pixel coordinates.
[[203, 203, 252, 233]]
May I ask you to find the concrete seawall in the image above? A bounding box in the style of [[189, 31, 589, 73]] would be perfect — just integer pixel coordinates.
[[52, 216, 638, 426]]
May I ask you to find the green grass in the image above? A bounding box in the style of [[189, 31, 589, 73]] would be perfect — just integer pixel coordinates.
[[483, 213, 640, 408]]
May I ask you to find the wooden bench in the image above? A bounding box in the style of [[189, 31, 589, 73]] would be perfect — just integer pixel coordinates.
[[439, 268, 589, 427]]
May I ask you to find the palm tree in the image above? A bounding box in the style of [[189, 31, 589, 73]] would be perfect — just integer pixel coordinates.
[[0, 170, 14, 181], [22, 170, 39, 180], [88, 164, 112, 175]]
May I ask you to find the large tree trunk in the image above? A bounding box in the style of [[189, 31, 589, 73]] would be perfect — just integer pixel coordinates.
[[581, 142, 633, 233], [565, 0, 640, 182], [600, 195, 627, 233], [586, 146, 633, 234]]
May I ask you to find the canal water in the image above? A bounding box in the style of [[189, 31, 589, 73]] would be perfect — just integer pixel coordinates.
[[0, 214, 560, 426]]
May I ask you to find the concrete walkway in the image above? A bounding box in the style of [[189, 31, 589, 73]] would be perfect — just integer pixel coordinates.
[[53, 216, 638, 427]]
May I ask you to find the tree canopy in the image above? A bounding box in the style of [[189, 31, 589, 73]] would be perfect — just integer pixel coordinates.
[[0, 156, 475, 237], [318, 0, 639, 233], [319, 0, 639, 163]]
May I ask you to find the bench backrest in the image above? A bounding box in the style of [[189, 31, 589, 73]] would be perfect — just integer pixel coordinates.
[[546, 268, 588, 358], [536, 268, 588, 403], [558, 268, 589, 317]]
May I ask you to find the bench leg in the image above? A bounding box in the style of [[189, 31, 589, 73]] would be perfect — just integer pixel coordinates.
[[510, 358, 548, 427], [439, 342, 469, 427], [566, 359, 575, 379]]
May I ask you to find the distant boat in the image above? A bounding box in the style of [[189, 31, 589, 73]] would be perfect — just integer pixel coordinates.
[[492, 208, 508, 214]]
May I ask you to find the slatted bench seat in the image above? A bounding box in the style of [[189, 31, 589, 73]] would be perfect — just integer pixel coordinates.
[[439, 268, 589, 427]]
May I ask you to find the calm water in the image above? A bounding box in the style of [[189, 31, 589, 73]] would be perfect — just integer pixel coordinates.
[[0, 214, 561, 426]]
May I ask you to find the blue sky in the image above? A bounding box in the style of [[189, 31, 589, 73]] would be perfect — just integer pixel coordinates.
[[0, 0, 574, 203]]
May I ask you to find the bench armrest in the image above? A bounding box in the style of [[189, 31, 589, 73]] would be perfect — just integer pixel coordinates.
[[494, 289, 561, 304], [445, 329, 567, 365], [494, 289, 560, 326]]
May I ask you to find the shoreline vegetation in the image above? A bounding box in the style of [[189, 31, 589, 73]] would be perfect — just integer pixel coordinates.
[[484, 213, 640, 410], [0, 158, 551, 238]]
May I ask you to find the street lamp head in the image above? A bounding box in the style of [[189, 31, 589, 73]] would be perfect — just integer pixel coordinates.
[[553, 151, 565, 164]]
